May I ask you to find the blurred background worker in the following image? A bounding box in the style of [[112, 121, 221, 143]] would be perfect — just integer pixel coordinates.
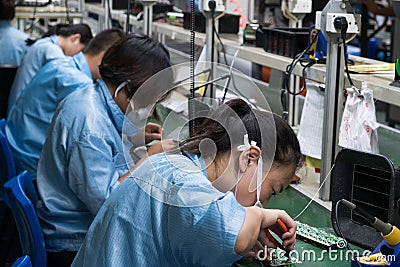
[[6, 29, 125, 180], [7, 23, 93, 114], [36, 34, 172, 267], [0, 0, 29, 66], [72, 98, 303, 267]]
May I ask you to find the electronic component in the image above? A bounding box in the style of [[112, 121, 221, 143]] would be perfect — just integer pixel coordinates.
[[390, 57, 400, 87], [296, 221, 347, 249], [269, 248, 298, 266]]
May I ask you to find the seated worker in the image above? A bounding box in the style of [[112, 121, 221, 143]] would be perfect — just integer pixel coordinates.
[[5, 29, 125, 179], [36, 34, 172, 267], [72, 98, 303, 267], [7, 23, 93, 114], [0, 0, 29, 66]]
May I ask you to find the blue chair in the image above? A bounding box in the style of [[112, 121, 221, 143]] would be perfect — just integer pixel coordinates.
[[4, 171, 46, 267], [11, 255, 32, 267], [0, 127, 16, 183], [0, 118, 6, 133], [0, 123, 18, 267]]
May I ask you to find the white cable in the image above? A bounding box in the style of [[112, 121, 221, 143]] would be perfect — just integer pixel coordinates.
[[281, 0, 298, 22], [293, 164, 335, 220], [221, 49, 249, 101]]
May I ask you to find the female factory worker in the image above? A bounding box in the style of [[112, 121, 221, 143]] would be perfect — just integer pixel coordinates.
[[7, 23, 92, 114], [72, 98, 303, 267], [0, 0, 28, 66], [6, 29, 125, 180], [36, 34, 171, 266]]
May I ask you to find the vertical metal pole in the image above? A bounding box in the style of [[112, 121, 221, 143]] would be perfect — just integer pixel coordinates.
[[320, 41, 345, 200], [287, 19, 302, 126], [104, 0, 109, 30], [204, 15, 217, 100], [142, 1, 156, 37]]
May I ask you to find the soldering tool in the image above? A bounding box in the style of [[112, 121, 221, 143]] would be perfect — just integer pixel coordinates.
[[264, 218, 291, 258], [342, 199, 400, 245], [341, 199, 400, 267]]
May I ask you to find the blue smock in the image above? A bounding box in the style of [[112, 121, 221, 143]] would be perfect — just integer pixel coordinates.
[[6, 56, 92, 179], [0, 20, 28, 66], [72, 152, 246, 267], [72, 52, 92, 79], [36, 79, 130, 252], [7, 34, 64, 114]]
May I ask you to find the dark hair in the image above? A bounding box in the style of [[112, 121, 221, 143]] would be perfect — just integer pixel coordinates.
[[99, 34, 171, 100], [180, 98, 303, 168], [27, 23, 93, 46], [84, 29, 125, 56], [0, 0, 15, 20]]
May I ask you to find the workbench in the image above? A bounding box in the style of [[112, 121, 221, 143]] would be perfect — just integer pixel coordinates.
[[241, 188, 365, 267]]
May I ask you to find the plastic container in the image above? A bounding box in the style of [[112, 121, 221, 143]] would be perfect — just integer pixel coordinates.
[[261, 27, 309, 57], [183, 12, 240, 34]]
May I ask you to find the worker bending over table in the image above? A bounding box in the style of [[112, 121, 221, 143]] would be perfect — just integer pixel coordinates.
[[72, 98, 303, 266], [36, 34, 172, 266]]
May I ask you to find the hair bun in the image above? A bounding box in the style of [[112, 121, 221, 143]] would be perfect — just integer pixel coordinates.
[[224, 98, 252, 117]]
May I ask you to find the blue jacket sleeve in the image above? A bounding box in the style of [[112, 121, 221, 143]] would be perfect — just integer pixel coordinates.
[[66, 133, 122, 215], [167, 192, 246, 266]]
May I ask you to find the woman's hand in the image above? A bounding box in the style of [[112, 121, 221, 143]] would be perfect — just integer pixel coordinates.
[[147, 139, 176, 156], [259, 209, 297, 251], [129, 123, 163, 147], [235, 207, 296, 256], [144, 123, 163, 144]]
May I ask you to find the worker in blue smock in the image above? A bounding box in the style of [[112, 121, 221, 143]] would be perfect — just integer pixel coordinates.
[[0, 0, 28, 66], [36, 34, 173, 267], [7, 23, 93, 114], [5, 29, 125, 180], [72, 98, 303, 267]]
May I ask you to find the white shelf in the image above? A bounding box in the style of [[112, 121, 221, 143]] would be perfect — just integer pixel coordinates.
[[83, 7, 400, 108], [16, 5, 83, 19]]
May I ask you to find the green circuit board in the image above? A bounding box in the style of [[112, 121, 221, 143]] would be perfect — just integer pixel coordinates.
[[296, 221, 347, 249]]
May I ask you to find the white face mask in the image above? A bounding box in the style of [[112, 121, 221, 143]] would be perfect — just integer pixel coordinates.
[[114, 80, 130, 99], [114, 80, 153, 122], [127, 103, 153, 122], [235, 134, 263, 208]]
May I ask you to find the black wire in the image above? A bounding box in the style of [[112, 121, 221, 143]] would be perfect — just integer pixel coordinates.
[[341, 24, 355, 87], [368, 16, 388, 39], [126, 0, 131, 34], [335, 200, 362, 267], [209, 2, 215, 99], [214, 27, 228, 65], [214, 27, 240, 103], [281, 89, 288, 120], [279, 31, 319, 119], [282, 31, 319, 95], [107, 0, 113, 28], [65, 0, 70, 24], [189, 0, 195, 137]]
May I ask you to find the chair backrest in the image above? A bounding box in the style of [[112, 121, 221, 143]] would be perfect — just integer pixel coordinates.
[[0, 128, 16, 189], [4, 171, 46, 267], [0, 65, 18, 119], [11, 255, 32, 267], [0, 118, 6, 133]]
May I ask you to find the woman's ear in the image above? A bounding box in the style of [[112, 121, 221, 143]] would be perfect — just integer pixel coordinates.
[[248, 146, 261, 165], [238, 146, 261, 172], [70, 33, 81, 44]]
